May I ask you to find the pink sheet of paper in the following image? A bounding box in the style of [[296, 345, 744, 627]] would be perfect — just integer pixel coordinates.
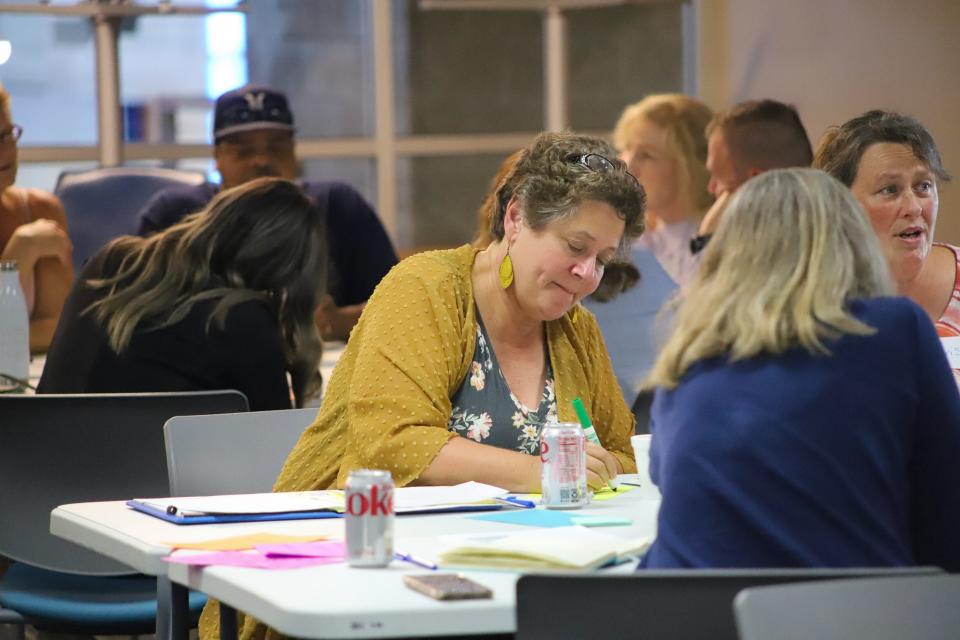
[[256, 540, 346, 558], [165, 551, 342, 570]]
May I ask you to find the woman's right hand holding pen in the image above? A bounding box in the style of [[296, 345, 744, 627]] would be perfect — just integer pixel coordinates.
[[586, 442, 621, 491]]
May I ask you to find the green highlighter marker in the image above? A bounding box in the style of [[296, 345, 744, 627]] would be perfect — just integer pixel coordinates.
[[571, 397, 619, 490]]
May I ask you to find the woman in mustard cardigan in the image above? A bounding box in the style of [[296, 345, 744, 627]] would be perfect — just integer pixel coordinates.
[[200, 130, 646, 640], [283, 130, 644, 492]]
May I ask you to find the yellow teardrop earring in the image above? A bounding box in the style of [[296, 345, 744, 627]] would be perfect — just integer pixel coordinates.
[[498, 249, 514, 289]]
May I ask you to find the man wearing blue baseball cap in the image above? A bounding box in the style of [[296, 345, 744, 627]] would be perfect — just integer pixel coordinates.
[[135, 84, 398, 340]]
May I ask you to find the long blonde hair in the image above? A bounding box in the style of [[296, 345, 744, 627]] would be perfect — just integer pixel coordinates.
[[86, 177, 325, 406], [645, 168, 893, 389]]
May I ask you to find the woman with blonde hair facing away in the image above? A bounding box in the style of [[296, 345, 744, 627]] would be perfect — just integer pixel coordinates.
[[0, 86, 73, 351], [641, 168, 960, 569], [39, 178, 325, 410], [614, 93, 713, 286]]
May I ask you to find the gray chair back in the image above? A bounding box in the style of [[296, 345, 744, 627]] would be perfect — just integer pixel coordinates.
[[0, 391, 248, 575], [515, 568, 943, 640], [164, 407, 315, 496], [735, 574, 960, 640], [54, 166, 205, 271]]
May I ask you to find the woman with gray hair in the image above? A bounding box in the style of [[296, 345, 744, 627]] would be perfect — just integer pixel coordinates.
[[640, 168, 960, 570]]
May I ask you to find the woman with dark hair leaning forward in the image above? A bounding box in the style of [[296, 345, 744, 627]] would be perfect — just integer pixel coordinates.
[[38, 177, 325, 410], [640, 168, 960, 570]]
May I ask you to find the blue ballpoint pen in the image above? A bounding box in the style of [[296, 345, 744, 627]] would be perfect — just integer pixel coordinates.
[[394, 551, 438, 570], [495, 496, 537, 509]]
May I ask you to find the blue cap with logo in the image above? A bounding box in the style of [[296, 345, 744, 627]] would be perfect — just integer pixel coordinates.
[[213, 84, 295, 142]]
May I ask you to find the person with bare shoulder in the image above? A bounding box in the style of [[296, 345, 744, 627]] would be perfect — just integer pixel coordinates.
[[0, 86, 73, 352], [814, 111, 955, 333]]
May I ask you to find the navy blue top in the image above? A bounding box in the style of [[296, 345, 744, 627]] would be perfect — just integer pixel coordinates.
[[135, 181, 398, 307], [641, 296, 960, 571], [38, 249, 292, 411]]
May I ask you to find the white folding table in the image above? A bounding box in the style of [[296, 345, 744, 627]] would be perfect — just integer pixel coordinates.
[[52, 487, 660, 639]]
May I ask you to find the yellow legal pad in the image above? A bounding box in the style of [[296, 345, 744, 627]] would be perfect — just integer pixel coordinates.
[[162, 532, 330, 551]]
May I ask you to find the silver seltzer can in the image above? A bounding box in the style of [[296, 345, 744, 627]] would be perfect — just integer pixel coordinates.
[[540, 422, 588, 509], [345, 469, 395, 567]]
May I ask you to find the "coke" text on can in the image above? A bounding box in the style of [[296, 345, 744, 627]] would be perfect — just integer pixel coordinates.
[[345, 469, 395, 567]]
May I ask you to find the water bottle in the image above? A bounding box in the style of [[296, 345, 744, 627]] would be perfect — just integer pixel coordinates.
[[0, 260, 29, 392]]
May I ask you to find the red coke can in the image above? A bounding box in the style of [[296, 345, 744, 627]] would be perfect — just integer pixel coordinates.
[[345, 469, 395, 567]]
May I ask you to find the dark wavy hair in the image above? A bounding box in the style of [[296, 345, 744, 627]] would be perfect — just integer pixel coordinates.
[[813, 109, 951, 187], [86, 177, 326, 406]]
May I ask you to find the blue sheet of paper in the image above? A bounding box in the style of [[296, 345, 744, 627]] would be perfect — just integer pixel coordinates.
[[469, 509, 579, 528], [468, 510, 632, 528]]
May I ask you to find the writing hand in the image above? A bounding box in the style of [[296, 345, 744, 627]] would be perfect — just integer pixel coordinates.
[[585, 442, 620, 491]]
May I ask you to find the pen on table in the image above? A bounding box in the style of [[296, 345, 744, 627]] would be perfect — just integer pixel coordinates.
[[571, 397, 619, 491], [495, 496, 536, 509], [394, 551, 438, 570]]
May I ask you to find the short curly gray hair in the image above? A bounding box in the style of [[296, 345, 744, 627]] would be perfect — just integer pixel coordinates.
[[490, 131, 645, 255]]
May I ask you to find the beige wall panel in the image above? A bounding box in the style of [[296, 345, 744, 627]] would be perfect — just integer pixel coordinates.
[[696, 0, 960, 242]]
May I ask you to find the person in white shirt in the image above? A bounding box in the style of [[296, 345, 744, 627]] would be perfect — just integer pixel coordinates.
[[614, 93, 714, 286], [584, 95, 713, 407]]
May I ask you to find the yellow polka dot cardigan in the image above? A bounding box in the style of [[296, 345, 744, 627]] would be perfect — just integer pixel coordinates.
[[274, 244, 637, 492]]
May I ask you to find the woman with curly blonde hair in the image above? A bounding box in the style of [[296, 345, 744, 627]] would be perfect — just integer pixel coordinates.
[[614, 93, 713, 285]]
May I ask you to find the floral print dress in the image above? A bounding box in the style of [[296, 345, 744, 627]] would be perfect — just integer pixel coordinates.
[[447, 313, 558, 454]]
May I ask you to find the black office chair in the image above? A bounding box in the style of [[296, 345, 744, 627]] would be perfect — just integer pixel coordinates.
[[0, 391, 247, 634], [54, 166, 206, 271], [632, 388, 654, 434], [515, 568, 943, 640]]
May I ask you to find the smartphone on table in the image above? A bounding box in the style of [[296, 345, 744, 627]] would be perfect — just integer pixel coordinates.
[[402, 573, 493, 600]]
